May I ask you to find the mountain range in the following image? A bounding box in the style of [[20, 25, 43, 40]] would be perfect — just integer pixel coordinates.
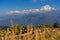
[[0, 5, 60, 26]]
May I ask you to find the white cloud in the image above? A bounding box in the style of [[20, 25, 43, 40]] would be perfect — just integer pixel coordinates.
[[40, 5, 55, 11], [7, 9, 40, 15], [7, 11, 21, 14], [7, 5, 55, 15]]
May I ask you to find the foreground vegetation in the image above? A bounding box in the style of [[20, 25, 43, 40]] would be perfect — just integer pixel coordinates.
[[0, 22, 60, 40]]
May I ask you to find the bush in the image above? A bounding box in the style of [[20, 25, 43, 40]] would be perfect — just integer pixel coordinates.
[[53, 22, 60, 28]]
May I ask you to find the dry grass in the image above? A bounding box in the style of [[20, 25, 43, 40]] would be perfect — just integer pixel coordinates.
[[0, 25, 60, 40]]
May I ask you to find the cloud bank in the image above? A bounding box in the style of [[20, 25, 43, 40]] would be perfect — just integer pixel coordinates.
[[7, 5, 55, 15]]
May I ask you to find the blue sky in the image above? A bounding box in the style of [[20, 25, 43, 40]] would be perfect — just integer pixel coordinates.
[[0, 0, 60, 12]]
